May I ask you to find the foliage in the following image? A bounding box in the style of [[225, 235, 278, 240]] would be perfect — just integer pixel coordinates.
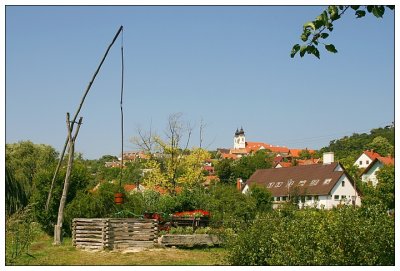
[[30, 160, 90, 235], [291, 5, 394, 58], [6, 141, 59, 211], [366, 136, 394, 157], [227, 206, 394, 265], [6, 205, 41, 265], [214, 158, 235, 184], [248, 184, 273, 212], [375, 165, 395, 210], [6, 165, 28, 217], [231, 149, 274, 180], [319, 125, 394, 162], [298, 149, 313, 159], [141, 148, 211, 193], [205, 184, 256, 230]]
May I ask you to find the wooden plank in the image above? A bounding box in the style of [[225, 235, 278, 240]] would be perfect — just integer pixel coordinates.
[[74, 230, 105, 234], [75, 238, 104, 242]]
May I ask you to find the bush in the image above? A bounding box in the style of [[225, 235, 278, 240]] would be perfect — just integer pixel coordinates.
[[227, 206, 394, 265]]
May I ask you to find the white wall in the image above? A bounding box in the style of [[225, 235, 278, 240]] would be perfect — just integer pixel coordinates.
[[354, 153, 373, 168], [362, 162, 382, 186]]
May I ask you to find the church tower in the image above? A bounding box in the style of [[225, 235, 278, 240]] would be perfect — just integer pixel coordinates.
[[234, 127, 246, 149]]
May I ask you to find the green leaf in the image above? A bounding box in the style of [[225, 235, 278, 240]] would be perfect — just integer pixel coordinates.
[[372, 6, 383, 18], [303, 21, 316, 31], [367, 6, 373, 13], [355, 10, 366, 18], [301, 33, 308, 42], [387, 5, 394, 10], [322, 11, 329, 26], [299, 46, 307, 57], [314, 18, 324, 29], [312, 47, 320, 59], [325, 44, 338, 53], [320, 33, 329, 39], [290, 44, 300, 58], [351, 5, 360, 10]]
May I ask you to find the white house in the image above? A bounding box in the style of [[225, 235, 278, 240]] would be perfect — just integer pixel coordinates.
[[243, 153, 361, 209], [354, 150, 382, 169], [361, 156, 394, 187]]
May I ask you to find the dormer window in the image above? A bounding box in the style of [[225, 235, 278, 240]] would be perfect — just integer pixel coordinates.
[[298, 180, 307, 186], [310, 179, 319, 186], [323, 178, 332, 185]]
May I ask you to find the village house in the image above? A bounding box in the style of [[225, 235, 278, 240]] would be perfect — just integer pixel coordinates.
[[353, 150, 382, 169], [243, 152, 361, 209], [361, 156, 394, 187]]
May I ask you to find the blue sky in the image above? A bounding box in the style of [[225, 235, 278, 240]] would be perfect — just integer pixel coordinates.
[[5, 5, 394, 159]]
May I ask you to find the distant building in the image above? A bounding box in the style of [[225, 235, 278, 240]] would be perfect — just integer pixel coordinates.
[[243, 153, 361, 209], [354, 150, 382, 169], [361, 156, 394, 187], [222, 127, 314, 162]]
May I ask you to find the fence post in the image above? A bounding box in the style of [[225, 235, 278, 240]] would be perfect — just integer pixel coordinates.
[[72, 219, 76, 247], [102, 218, 109, 250]]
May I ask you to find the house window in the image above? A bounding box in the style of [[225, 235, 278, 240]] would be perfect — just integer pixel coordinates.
[[275, 182, 283, 188], [342, 181, 345, 187], [276, 196, 281, 201], [287, 180, 294, 187], [298, 180, 307, 186], [323, 178, 332, 185], [267, 182, 275, 188], [306, 195, 312, 201], [282, 196, 287, 201], [310, 179, 319, 186], [341, 195, 347, 200], [359, 161, 362, 165], [334, 195, 340, 200], [366, 160, 369, 165], [314, 195, 319, 201]]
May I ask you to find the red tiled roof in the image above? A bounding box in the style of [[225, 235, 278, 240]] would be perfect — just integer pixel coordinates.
[[289, 149, 316, 158], [246, 162, 350, 197], [222, 153, 238, 159], [377, 156, 394, 166], [363, 150, 382, 160], [298, 158, 320, 166], [123, 184, 138, 192], [275, 162, 292, 168]]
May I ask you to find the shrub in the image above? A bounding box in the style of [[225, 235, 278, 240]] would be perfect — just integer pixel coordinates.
[[227, 206, 394, 265]]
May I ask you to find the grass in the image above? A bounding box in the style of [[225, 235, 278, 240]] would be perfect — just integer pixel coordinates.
[[9, 233, 228, 266]]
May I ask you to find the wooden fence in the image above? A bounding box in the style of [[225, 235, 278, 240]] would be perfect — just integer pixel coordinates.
[[72, 218, 158, 250]]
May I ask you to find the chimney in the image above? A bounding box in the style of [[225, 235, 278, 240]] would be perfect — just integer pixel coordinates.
[[236, 178, 243, 191], [323, 152, 334, 164]]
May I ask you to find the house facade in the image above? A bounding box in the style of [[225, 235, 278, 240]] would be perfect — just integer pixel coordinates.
[[354, 150, 382, 169], [361, 156, 394, 186], [243, 154, 361, 209]]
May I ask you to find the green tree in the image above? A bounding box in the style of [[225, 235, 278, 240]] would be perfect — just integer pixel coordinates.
[[232, 149, 273, 180], [298, 149, 312, 159], [366, 136, 394, 157], [291, 5, 394, 58], [6, 141, 59, 202], [248, 184, 273, 212], [375, 165, 395, 210], [214, 158, 235, 184]]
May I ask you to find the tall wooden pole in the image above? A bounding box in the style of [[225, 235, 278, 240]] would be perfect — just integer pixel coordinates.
[[54, 113, 83, 245], [46, 26, 123, 211]]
